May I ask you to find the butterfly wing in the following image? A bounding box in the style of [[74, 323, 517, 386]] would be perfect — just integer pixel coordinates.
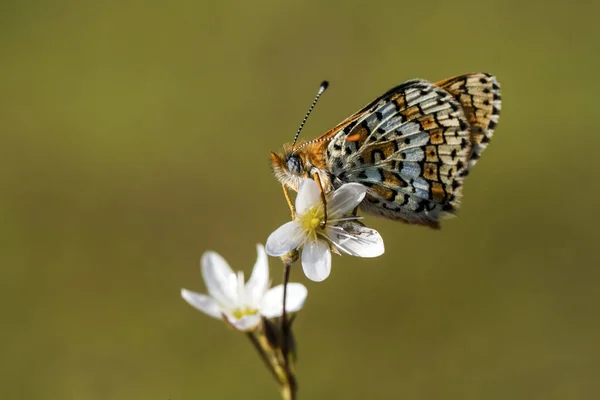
[[325, 78, 488, 228], [310, 85, 408, 143], [435, 73, 502, 169]]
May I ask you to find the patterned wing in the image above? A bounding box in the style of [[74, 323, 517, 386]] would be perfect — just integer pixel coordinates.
[[326, 80, 473, 228], [309, 85, 404, 143], [435, 73, 501, 169]]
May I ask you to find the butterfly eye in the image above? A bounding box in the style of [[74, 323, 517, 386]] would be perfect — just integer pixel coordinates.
[[286, 155, 303, 175]]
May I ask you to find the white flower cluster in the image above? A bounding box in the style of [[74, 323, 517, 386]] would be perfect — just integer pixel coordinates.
[[179, 178, 386, 398], [181, 179, 384, 330]]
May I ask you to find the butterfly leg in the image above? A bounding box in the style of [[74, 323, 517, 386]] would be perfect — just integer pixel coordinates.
[[282, 184, 295, 219], [313, 172, 327, 227]]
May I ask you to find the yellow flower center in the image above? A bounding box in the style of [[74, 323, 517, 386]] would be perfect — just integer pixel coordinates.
[[300, 205, 325, 240], [231, 306, 259, 319], [310, 218, 320, 229]]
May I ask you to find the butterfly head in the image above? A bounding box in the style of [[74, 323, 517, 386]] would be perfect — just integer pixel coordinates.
[[270, 144, 308, 191], [271, 80, 330, 192]]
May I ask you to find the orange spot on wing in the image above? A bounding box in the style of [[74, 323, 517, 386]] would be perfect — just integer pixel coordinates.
[[419, 115, 438, 130], [372, 185, 396, 201], [382, 171, 406, 188], [431, 182, 446, 203], [423, 163, 439, 181], [429, 129, 445, 145], [401, 106, 421, 120], [425, 146, 439, 162], [346, 133, 361, 142], [391, 93, 406, 110]]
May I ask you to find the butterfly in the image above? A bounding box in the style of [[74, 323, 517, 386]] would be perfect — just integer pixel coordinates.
[[270, 73, 501, 229]]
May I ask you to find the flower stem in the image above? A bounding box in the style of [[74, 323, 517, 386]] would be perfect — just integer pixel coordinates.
[[280, 252, 298, 399], [281, 383, 294, 400], [281, 260, 291, 351], [246, 332, 281, 384]]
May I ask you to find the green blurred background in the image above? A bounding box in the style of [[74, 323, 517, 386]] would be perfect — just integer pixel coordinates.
[[2, 0, 599, 399]]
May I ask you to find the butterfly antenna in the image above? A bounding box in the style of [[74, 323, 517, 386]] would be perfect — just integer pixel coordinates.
[[292, 80, 329, 149]]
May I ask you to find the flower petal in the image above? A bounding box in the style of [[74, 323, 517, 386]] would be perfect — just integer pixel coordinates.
[[295, 179, 321, 215], [266, 221, 305, 256], [181, 289, 222, 319], [327, 183, 367, 218], [327, 222, 385, 257], [200, 251, 238, 309], [302, 239, 332, 282], [227, 314, 262, 331], [245, 244, 270, 306], [260, 283, 308, 318]]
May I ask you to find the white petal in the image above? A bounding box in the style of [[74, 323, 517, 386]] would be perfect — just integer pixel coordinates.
[[200, 251, 238, 308], [235, 271, 245, 305], [295, 179, 321, 214], [301, 239, 332, 282], [245, 244, 269, 306], [327, 183, 367, 218], [265, 221, 305, 256], [327, 223, 385, 257], [181, 289, 222, 319], [260, 283, 308, 318], [227, 314, 262, 331]]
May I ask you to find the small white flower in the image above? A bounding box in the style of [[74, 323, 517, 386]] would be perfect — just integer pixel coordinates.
[[266, 179, 384, 282], [181, 244, 307, 331]]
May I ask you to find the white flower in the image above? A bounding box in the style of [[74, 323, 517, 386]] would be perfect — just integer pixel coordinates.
[[181, 244, 307, 331], [266, 179, 384, 282]]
